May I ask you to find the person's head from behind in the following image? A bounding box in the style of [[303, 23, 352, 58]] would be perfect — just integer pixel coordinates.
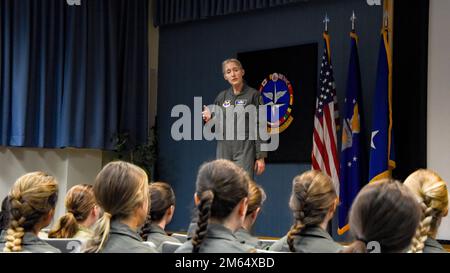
[[347, 179, 421, 253], [287, 170, 337, 252], [140, 182, 176, 240], [3, 172, 58, 252], [222, 58, 245, 88], [149, 182, 176, 224], [192, 159, 250, 253], [48, 184, 99, 238], [86, 161, 149, 253], [243, 181, 266, 231], [0, 196, 11, 231], [404, 169, 448, 253]]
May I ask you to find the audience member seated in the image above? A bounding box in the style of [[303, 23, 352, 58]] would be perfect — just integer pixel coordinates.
[[48, 184, 100, 241], [84, 161, 157, 253], [140, 182, 180, 252], [342, 179, 421, 253], [404, 169, 449, 253], [269, 170, 342, 253], [0, 172, 60, 252], [235, 180, 268, 249], [175, 159, 255, 253]]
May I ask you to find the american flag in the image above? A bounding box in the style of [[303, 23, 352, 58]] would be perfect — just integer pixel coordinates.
[[312, 32, 340, 194]]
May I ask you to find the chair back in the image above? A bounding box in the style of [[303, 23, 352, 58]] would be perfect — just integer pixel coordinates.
[[161, 241, 183, 253], [43, 238, 83, 253], [171, 233, 188, 243]]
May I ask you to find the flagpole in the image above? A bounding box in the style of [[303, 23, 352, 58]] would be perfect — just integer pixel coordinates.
[[386, 15, 394, 172], [383, 0, 394, 56]]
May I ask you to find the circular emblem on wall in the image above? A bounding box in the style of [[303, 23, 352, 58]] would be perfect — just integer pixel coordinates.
[[259, 73, 294, 134]]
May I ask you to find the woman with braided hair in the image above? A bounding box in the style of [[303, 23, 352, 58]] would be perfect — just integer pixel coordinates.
[[140, 182, 180, 252], [84, 161, 157, 253], [0, 172, 59, 253], [404, 169, 448, 253], [269, 170, 342, 253], [343, 179, 421, 253], [48, 184, 100, 240], [175, 159, 254, 253]]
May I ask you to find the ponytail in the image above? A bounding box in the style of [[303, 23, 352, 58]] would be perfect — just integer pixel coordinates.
[[48, 212, 79, 238], [192, 190, 213, 253], [342, 239, 367, 253], [84, 161, 149, 253], [84, 212, 112, 253]]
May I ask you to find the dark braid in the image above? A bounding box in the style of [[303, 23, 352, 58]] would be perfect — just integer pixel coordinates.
[[192, 190, 213, 253], [287, 177, 310, 252], [287, 222, 304, 252], [140, 214, 152, 241], [190, 160, 249, 252]]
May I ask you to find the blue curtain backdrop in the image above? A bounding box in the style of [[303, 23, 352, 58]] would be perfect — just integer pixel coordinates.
[[154, 0, 308, 26], [0, 0, 148, 149]]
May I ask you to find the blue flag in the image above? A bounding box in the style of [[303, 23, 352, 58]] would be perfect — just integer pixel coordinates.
[[368, 29, 396, 182], [338, 32, 364, 235]]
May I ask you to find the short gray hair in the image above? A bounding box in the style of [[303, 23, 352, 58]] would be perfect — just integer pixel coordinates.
[[222, 58, 243, 74]]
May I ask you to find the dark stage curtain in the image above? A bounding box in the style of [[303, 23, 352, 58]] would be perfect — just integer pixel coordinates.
[[0, 0, 148, 149], [154, 0, 308, 26]]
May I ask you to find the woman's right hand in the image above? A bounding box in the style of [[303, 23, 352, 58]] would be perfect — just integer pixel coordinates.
[[202, 105, 211, 123]]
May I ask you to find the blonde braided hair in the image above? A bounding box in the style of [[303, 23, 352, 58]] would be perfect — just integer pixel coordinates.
[[3, 172, 58, 252], [287, 170, 337, 252], [404, 169, 448, 253]]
